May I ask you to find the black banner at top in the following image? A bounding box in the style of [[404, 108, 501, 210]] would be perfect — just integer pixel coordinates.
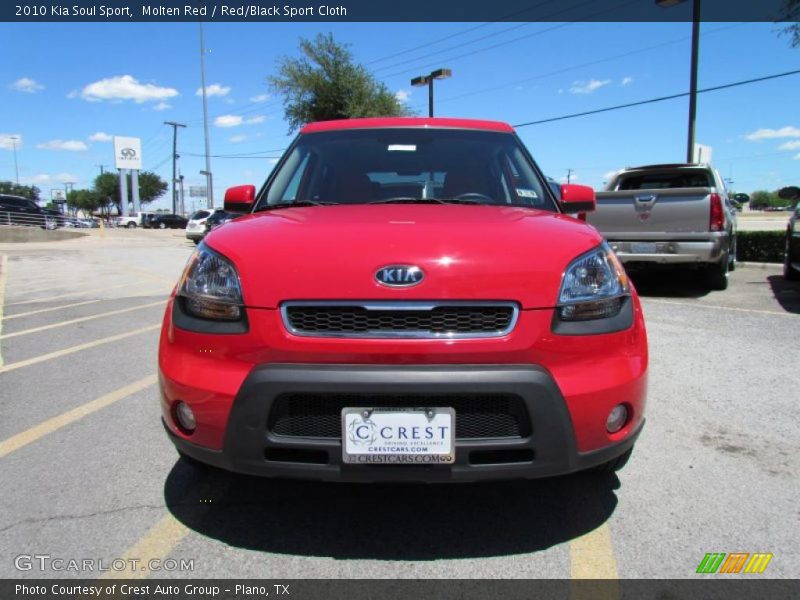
[[1, 0, 796, 23]]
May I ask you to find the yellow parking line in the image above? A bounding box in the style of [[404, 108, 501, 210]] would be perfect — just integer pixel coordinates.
[[99, 514, 191, 580], [645, 298, 795, 317], [0, 323, 160, 374], [5, 281, 139, 307], [0, 375, 157, 458], [0, 255, 7, 367], [0, 300, 165, 340], [4, 288, 170, 321], [101, 477, 231, 580], [570, 523, 619, 578]]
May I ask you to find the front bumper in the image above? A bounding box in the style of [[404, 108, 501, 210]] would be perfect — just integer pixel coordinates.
[[163, 364, 643, 482]]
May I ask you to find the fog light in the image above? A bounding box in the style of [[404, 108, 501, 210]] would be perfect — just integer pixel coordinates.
[[606, 404, 628, 433], [174, 401, 196, 433]]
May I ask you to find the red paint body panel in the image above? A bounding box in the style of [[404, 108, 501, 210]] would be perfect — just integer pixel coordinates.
[[300, 117, 515, 134], [204, 205, 604, 309]]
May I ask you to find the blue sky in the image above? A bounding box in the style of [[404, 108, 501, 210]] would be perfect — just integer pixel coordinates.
[[1, 20, 799, 210]]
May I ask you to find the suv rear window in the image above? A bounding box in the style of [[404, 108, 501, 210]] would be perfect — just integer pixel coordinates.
[[615, 170, 713, 190], [258, 128, 555, 211], [190, 210, 210, 220]]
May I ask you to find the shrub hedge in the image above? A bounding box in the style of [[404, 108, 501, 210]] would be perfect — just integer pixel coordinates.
[[735, 231, 786, 263]]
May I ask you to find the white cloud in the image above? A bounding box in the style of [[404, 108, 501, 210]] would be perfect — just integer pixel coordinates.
[[11, 77, 44, 93], [37, 139, 89, 151], [795, 153, 800, 160], [249, 93, 270, 103], [744, 126, 800, 141], [55, 173, 78, 183], [80, 75, 179, 103], [395, 89, 412, 103], [569, 79, 611, 94], [229, 134, 247, 143], [269, 158, 280, 165], [153, 101, 171, 111], [778, 140, 800, 151], [28, 173, 51, 184], [215, 115, 243, 128], [215, 114, 265, 127], [603, 170, 618, 181], [621, 76, 633, 86], [560, 174, 579, 183], [197, 83, 231, 97], [88, 131, 112, 142], [0, 133, 22, 150]]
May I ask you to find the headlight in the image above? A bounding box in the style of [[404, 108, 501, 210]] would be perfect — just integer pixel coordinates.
[[557, 243, 629, 321], [177, 245, 243, 320]]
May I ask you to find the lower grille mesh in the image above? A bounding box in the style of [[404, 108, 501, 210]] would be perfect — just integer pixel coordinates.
[[269, 393, 530, 439]]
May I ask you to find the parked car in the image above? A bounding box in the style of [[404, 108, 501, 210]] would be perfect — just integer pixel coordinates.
[[76, 218, 100, 228], [159, 117, 648, 482], [149, 213, 188, 229], [203, 209, 242, 235], [587, 163, 737, 290], [185, 209, 218, 244], [0, 195, 56, 229], [115, 211, 155, 228], [779, 186, 800, 281]]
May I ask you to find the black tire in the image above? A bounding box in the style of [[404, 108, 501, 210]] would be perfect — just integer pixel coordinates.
[[785, 234, 800, 281], [193, 239, 201, 245], [126, 222, 136, 229], [177, 450, 218, 473], [728, 238, 736, 272], [595, 447, 633, 473], [704, 255, 729, 291]]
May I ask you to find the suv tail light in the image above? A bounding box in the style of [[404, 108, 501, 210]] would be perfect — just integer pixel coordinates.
[[709, 193, 724, 232]]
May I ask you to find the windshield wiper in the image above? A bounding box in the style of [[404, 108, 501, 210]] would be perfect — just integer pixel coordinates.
[[255, 200, 337, 212]]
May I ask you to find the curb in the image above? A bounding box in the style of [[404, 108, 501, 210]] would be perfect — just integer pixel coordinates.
[[736, 261, 783, 271]]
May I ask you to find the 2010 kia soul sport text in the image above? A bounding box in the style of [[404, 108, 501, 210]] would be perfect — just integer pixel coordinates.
[[158, 118, 648, 482]]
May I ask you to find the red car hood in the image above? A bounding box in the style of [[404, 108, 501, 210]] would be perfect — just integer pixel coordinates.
[[204, 204, 603, 309]]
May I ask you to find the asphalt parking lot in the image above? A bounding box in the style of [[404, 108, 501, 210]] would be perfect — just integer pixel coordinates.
[[0, 228, 798, 580]]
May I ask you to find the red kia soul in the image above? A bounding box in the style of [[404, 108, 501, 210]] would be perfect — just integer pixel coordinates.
[[158, 118, 648, 482]]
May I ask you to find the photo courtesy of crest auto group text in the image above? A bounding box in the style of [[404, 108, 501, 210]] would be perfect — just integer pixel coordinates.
[[0, 0, 798, 598]]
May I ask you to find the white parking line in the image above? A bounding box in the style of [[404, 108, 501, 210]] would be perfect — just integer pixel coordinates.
[[0, 255, 7, 367], [0, 300, 165, 340], [3, 287, 169, 320], [645, 298, 796, 317], [4, 281, 140, 307]]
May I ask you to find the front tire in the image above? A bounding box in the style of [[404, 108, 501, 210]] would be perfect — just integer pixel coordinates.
[[595, 447, 633, 473], [126, 222, 136, 229]]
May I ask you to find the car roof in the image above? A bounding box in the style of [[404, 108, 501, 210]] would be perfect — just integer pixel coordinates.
[[300, 117, 515, 134]]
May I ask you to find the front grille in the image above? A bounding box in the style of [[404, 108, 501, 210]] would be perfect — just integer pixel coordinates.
[[269, 393, 530, 440], [282, 302, 518, 338]]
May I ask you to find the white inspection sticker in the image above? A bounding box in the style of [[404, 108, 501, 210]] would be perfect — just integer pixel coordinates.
[[516, 188, 539, 199]]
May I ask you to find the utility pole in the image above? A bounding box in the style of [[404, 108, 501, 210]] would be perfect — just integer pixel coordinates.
[[164, 121, 186, 214], [566, 169, 573, 184], [199, 22, 214, 209], [96, 164, 106, 176], [10, 136, 20, 184]]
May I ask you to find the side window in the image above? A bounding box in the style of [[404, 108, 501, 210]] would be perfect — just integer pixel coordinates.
[[280, 153, 311, 202]]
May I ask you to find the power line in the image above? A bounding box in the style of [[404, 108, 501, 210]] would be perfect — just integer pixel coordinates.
[[513, 68, 800, 129], [417, 23, 745, 108]]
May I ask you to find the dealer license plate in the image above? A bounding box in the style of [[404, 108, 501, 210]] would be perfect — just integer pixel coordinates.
[[341, 407, 455, 465]]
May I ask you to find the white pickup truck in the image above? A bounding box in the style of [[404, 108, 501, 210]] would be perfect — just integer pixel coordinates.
[[586, 163, 737, 290]]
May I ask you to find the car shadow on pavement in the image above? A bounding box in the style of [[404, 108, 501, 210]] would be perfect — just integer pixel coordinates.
[[627, 267, 711, 299], [164, 462, 620, 560], [767, 275, 800, 314]]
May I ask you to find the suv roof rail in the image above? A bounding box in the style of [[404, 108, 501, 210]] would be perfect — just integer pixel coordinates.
[[622, 163, 708, 170]]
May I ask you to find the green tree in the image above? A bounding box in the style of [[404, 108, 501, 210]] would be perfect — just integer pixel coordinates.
[[0, 181, 41, 201], [93, 171, 168, 212], [749, 190, 785, 209], [269, 33, 411, 133], [780, 0, 799, 46], [67, 188, 106, 216]]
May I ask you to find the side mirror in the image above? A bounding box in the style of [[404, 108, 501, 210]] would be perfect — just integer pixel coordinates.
[[224, 185, 256, 213], [778, 186, 800, 201], [560, 184, 596, 214]]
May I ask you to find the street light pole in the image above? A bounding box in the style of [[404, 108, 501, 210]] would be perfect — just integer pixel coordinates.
[[686, 0, 701, 163], [164, 121, 186, 214], [411, 69, 452, 118], [199, 22, 214, 209], [656, 0, 701, 163], [10, 136, 19, 184]]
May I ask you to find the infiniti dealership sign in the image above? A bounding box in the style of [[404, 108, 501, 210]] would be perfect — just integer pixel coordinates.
[[113, 136, 142, 170]]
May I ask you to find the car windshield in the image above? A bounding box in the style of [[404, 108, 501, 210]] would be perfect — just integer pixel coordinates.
[[256, 128, 555, 211]]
